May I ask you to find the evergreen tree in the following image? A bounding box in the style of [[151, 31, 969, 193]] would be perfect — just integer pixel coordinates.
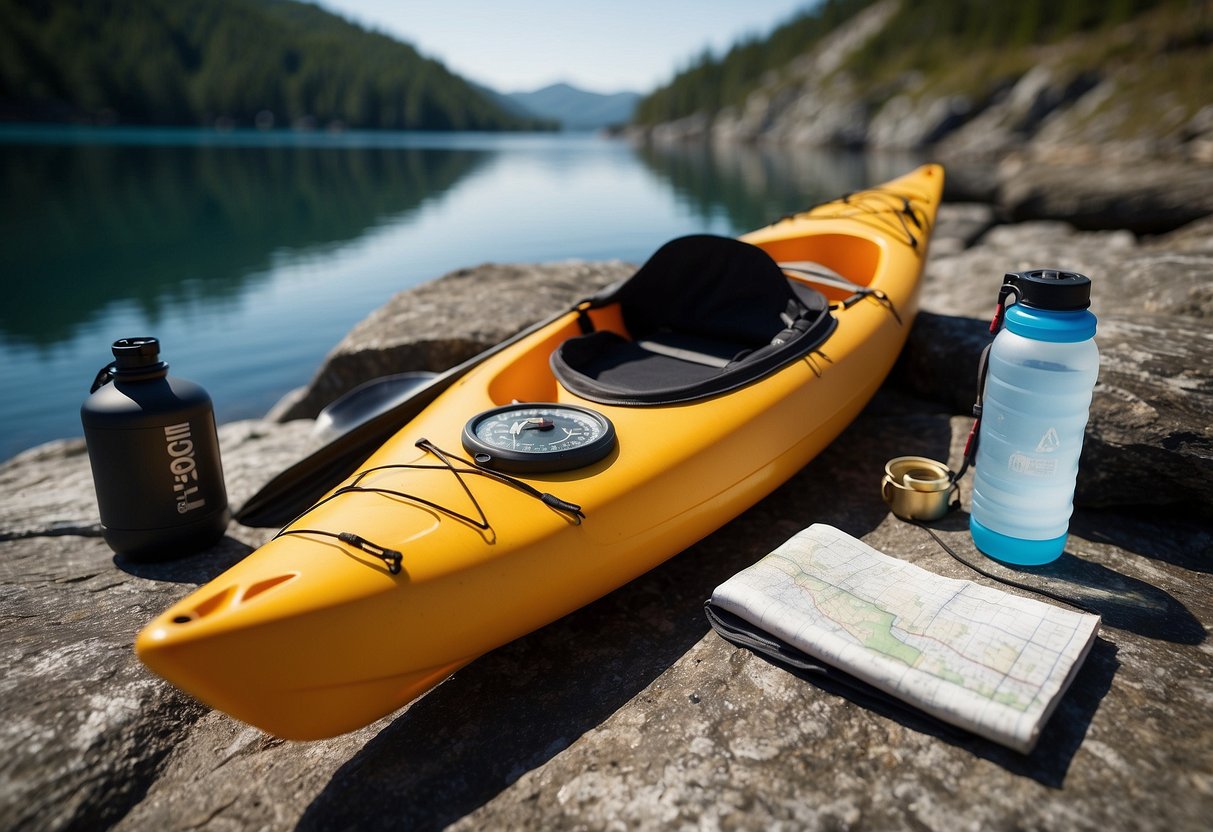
[[632, 0, 1181, 127], [0, 0, 554, 130]]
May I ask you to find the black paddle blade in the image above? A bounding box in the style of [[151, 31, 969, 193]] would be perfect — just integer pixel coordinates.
[[234, 306, 577, 528], [235, 374, 453, 527]]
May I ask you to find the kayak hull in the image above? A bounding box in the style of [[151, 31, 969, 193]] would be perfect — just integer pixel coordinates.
[[137, 164, 944, 739]]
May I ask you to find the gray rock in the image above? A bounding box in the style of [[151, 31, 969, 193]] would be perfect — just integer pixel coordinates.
[[633, 5, 1213, 237], [441, 457, 1213, 831], [868, 92, 975, 150], [4, 215, 1211, 831], [0, 420, 318, 549], [922, 218, 1213, 320], [930, 66, 1109, 161], [939, 157, 1213, 234], [893, 311, 1213, 515], [7, 392, 1209, 831], [997, 159, 1213, 233], [928, 203, 997, 258], [0, 439, 103, 541], [647, 112, 712, 144], [762, 75, 871, 149], [1146, 214, 1213, 254], [911, 211, 1213, 515], [273, 260, 633, 421], [0, 419, 313, 832], [655, 0, 899, 150], [261, 385, 306, 423], [635, 4, 1213, 181]]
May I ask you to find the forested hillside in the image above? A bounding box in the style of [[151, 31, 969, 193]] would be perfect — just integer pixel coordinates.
[[631, 0, 1212, 163], [634, 0, 874, 125], [635, 0, 1199, 128], [0, 0, 551, 130]]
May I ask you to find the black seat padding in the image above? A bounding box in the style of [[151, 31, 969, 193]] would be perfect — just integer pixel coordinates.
[[551, 235, 836, 405]]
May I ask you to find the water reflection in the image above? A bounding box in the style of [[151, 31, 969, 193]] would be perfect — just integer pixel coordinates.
[[0, 130, 908, 461], [0, 141, 487, 346], [634, 140, 926, 231]]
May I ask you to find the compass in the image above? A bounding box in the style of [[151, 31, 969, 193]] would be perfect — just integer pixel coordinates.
[[462, 403, 616, 473]]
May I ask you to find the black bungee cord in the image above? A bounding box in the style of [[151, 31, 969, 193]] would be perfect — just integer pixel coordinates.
[[274, 438, 584, 575]]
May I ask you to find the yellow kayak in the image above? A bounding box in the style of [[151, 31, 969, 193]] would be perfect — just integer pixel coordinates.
[[137, 164, 944, 739]]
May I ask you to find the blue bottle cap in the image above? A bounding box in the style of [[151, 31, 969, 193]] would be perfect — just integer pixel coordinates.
[[1004, 305, 1097, 343]]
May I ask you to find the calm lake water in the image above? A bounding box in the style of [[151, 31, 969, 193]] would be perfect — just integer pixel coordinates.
[[0, 126, 922, 461]]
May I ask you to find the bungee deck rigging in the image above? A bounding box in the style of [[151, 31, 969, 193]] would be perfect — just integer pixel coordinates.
[[275, 437, 586, 574], [778, 182, 935, 250], [136, 165, 945, 740]]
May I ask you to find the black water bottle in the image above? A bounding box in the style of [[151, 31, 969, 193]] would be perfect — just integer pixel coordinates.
[[81, 337, 230, 560]]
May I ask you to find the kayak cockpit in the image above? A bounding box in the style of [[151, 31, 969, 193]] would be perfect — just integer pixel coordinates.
[[549, 235, 836, 406]]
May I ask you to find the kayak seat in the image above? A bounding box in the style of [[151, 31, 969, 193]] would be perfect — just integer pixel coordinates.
[[551, 235, 836, 405]]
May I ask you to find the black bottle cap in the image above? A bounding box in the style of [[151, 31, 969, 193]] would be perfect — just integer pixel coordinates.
[[111, 337, 168, 375], [1006, 270, 1091, 311]]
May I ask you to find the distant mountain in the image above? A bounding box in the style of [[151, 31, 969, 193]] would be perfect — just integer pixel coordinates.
[[0, 0, 551, 131], [505, 84, 640, 131]]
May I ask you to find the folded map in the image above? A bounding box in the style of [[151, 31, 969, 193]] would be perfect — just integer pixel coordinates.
[[708, 524, 1100, 753]]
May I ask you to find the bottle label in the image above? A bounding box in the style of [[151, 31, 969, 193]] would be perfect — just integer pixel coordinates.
[[164, 422, 207, 514], [1008, 451, 1057, 477]]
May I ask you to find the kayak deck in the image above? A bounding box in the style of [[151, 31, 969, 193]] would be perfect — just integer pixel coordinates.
[[136, 164, 944, 739]]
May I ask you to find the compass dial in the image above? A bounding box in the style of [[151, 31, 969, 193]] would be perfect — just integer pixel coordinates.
[[462, 403, 616, 473]]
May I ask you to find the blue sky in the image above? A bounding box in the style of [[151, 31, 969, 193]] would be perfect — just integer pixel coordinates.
[[316, 1, 816, 94]]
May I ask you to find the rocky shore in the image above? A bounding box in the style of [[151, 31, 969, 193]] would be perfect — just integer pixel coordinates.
[[2, 180, 1211, 829], [629, 0, 1213, 170]]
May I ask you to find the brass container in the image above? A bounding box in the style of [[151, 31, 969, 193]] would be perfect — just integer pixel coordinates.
[[881, 456, 956, 521]]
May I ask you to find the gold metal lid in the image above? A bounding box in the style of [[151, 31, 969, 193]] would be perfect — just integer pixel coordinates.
[[881, 456, 956, 521]]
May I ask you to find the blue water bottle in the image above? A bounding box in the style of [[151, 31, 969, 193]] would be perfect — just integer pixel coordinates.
[[970, 270, 1099, 566]]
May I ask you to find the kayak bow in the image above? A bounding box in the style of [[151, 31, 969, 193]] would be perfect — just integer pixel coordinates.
[[137, 164, 944, 739]]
